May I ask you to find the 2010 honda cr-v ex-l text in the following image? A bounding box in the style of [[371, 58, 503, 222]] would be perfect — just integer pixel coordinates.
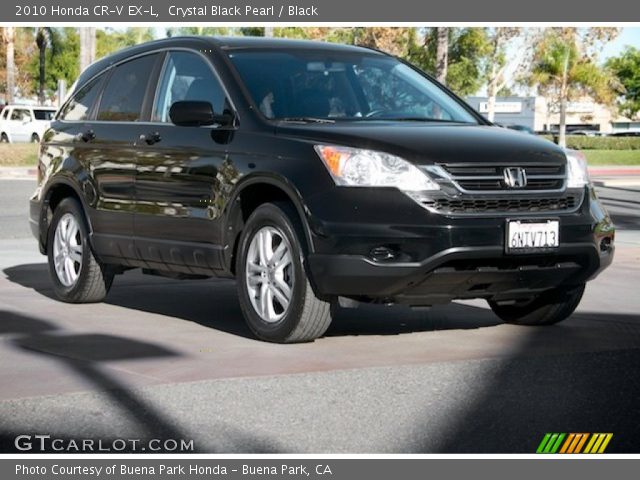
[[30, 36, 615, 343]]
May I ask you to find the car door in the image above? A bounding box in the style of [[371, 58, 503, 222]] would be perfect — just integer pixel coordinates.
[[9, 107, 33, 142], [78, 53, 162, 263], [132, 50, 234, 274]]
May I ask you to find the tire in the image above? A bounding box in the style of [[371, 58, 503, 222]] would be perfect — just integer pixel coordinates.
[[488, 284, 585, 326], [236, 202, 332, 343], [31, 133, 40, 143], [0, 133, 9, 143], [47, 198, 113, 303]]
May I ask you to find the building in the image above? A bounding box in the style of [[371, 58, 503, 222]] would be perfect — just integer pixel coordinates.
[[466, 96, 638, 133]]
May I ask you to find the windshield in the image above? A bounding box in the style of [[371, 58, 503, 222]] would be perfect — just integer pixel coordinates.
[[227, 49, 479, 123]]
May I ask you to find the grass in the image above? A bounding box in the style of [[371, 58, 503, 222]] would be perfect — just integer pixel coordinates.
[[0, 143, 638, 168], [0, 143, 39, 167], [582, 150, 640, 166]]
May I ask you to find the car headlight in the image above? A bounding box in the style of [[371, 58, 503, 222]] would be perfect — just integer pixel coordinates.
[[566, 149, 590, 188], [314, 145, 439, 192]]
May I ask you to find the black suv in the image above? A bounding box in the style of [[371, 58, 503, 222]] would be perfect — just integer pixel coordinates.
[[30, 37, 615, 343]]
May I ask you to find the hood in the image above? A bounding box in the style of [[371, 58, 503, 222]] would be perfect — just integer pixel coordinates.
[[275, 122, 566, 165]]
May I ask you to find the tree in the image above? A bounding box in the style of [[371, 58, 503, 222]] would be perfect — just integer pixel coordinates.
[[407, 28, 490, 97], [484, 28, 520, 122], [96, 28, 154, 59], [435, 28, 448, 84], [356, 27, 411, 57], [525, 28, 620, 147], [27, 28, 79, 100], [166, 27, 232, 38], [2, 27, 16, 104], [606, 46, 640, 120]]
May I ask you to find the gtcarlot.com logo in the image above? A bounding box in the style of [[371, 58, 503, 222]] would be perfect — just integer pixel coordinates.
[[536, 433, 613, 454], [14, 435, 194, 452]]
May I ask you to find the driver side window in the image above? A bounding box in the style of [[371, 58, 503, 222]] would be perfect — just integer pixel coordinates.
[[153, 51, 227, 123], [11, 109, 32, 122]]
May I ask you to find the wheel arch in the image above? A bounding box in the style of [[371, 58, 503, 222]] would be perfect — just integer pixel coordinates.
[[223, 174, 316, 275], [40, 178, 94, 253]]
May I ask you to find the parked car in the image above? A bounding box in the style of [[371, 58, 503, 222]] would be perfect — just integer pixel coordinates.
[[29, 37, 615, 343], [0, 105, 57, 143], [569, 130, 604, 136], [609, 130, 640, 137], [501, 124, 536, 135]]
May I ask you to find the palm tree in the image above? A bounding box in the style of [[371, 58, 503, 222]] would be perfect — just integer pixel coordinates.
[[528, 29, 618, 147], [2, 27, 16, 104], [35, 27, 55, 105]]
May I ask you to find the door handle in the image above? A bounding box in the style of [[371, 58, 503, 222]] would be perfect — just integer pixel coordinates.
[[139, 131, 161, 145], [77, 129, 95, 143]]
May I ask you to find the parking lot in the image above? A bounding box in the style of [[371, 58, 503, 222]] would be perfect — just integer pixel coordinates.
[[1, 178, 640, 453]]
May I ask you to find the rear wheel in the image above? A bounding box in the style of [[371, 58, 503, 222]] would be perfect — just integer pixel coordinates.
[[236, 202, 332, 343], [47, 198, 113, 303], [488, 284, 585, 326], [31, 133, 40, 143], [0, 133, 9, 143]]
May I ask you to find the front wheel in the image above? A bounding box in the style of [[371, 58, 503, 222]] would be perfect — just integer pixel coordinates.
[[236, 202, 333, 343], [47, 198, 113, 303], [31, 133, 40, 143], [488, 284, 585, 326]]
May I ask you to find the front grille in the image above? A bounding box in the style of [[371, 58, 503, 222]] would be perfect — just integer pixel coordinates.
[[441, 163, 565, 192], [421, 195, 579, 215]]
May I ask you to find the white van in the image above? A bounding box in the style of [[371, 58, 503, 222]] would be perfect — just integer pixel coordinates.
[[0, 105, 57, 143]]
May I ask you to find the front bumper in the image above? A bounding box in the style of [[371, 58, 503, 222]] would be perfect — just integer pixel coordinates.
[[304, 185, 615, 305]]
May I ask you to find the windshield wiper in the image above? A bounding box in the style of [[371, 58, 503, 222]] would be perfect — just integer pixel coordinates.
[[279, 117, 335, 124]]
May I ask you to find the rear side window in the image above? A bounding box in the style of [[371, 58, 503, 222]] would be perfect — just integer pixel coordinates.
[[97, 54, 158, 122], [153, 51, 227, 123], [33, 109, 55, 120], [59, 75, 104, 121]]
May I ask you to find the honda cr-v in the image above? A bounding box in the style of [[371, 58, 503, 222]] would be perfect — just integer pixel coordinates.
[[30, 37, 615, 342]]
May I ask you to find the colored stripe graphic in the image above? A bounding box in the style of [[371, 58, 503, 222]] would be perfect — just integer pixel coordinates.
[[538, 433, 613, 454], [574, 433, 589, 453], [536, 433, 552, 453], [559, 434, 575, 454]]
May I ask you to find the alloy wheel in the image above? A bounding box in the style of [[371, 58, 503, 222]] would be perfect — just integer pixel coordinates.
[[53, 213, 83, 287], [245, 226, 294, 323]]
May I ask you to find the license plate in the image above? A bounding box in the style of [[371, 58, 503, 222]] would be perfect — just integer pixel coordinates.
[[506, 220, 559, 252]]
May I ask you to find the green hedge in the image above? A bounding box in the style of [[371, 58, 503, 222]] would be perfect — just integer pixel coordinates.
[[541, 135, 640, 150]]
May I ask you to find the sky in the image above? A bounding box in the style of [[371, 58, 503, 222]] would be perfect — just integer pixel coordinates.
[[602, 27, 640, 58]]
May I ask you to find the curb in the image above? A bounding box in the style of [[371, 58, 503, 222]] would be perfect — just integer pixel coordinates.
[[2, 166, 640, 181], [0, 167, 37, 179], [589, 167, 640, 177]]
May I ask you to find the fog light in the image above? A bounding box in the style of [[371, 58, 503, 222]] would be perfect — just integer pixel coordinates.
[[599, 236, 613, 252]]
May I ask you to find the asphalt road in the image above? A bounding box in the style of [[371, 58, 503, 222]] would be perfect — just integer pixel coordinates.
[[1, 179, 640, 453]]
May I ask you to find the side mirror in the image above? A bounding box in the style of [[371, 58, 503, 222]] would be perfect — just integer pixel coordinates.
[[169, 101, 232, 127]]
